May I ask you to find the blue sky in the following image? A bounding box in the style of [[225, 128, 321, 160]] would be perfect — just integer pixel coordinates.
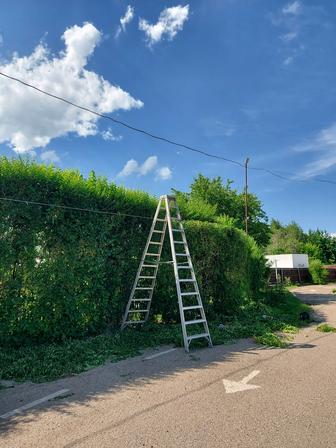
[[0, 0, 336, 232]]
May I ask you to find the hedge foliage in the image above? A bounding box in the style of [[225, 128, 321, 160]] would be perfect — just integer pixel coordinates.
[[0, 158, 267, 345]]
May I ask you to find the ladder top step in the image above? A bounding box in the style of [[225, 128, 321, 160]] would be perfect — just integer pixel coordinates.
[[187, 333, 210, 341], [183, 305, 202, 310], [180, 292, 198, 296], [185, 319, 206, 325]]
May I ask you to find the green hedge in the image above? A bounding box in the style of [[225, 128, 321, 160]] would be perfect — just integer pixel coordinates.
[[0, 158, 267, 345]]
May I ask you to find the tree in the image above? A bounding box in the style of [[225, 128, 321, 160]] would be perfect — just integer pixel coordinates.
[[174, 174, 270, 246], [266, 221, 336, 264], [306, 230, 336, 264], [267, 220, 306, 254]]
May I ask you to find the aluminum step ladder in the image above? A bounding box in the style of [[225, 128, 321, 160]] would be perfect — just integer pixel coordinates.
[[121, 195, 213, 352]]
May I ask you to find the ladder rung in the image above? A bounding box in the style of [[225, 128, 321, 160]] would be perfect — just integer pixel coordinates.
[[153, 230, 164, 233], [187, 333, 210, 341], [146, 253, 160, 256], [149, 242, 162, 245], [156, 219, 166, 222], [185, 319, 206, 325], [132, 299, 151, 302], [139, 276, 155, 279], [173, 241, 185, 244], [128, 309, 148, 313], [135, 287, 153, 290], [175, 253, 188, 257], [124, 320, 146, 325], [172, 229, 183, 232], [142, 264, 158, 268], [177, 266, 191, 269], [180, 292, 198, 296], [183, 305, 202, 311], [179, 279, 195, 283]]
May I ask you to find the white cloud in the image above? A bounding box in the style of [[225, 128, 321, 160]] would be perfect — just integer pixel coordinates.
[[121, 5, 134, 31], [283, 56, 294, 65], [200, 118, 236, 138], [280, 31, 298, 42], [40, 149, 60, 164], [138, 155, 158, 175], [139, 5, 189, 47], [0, 22, 143, 154], [115, 5, 135, 38], [270, 0, 305, 66], [283, 1, 302, 15], [101, 128, 122, 141], [118, 159, 139, 177], [156, 166, 172, 181], [294, 123, 336, 178], [118, 155, 158, 177], [118, 155, 172, 180]]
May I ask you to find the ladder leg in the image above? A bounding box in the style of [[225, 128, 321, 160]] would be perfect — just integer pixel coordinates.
[[165, 196, 189, 351], [167, 195, 213, 351], [121, 197, 167, 329]]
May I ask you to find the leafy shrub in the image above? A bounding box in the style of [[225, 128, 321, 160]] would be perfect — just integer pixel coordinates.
[[254, 332, 288, 348], [283, 276, 292, 287], [309, 259, 328, 285], [316, 324, 336, 333], [0, 158, 267, 345]]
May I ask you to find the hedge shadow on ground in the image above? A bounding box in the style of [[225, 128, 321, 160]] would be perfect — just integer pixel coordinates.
[[0, 337, 317, 439]]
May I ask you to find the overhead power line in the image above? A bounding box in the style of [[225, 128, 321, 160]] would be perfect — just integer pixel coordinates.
[[0, 196, 154, 220], [0, 71, 243, 168], [1, 70, 336, 186]]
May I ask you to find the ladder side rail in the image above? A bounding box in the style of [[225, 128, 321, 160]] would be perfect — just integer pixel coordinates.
[[174, 199, 213, 348], [121, 197, 164, 329], [165, 196, 189, 351]]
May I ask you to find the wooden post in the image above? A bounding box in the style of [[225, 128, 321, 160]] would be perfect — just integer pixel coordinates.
[[244, 157, 249, 234]]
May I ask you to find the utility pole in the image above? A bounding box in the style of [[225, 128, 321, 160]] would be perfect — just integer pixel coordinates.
[[244, 157, 249, 234]]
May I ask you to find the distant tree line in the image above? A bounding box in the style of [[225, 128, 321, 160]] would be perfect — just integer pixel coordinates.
[[177, 174, 336, 265], [266, 220, 336, 264]]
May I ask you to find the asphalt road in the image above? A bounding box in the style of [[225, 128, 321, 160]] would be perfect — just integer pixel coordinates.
[[1, 284, 336, 448]]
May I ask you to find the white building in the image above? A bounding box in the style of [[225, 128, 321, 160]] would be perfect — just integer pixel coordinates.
[[265, 254, 309, 269]]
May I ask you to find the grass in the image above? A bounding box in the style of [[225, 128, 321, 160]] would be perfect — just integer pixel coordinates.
[[316, 324, 336, 333], [254, 332, 288, 348], [0, 289, 310, 383]]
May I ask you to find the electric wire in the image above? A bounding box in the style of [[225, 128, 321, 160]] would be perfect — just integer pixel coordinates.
[[0, 196, 154, 220], [0, 71, 243, 168], [1, 70, 336, 186]]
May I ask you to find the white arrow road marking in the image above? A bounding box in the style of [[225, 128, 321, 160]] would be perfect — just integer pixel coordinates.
[[223, 370, 261, 394]]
